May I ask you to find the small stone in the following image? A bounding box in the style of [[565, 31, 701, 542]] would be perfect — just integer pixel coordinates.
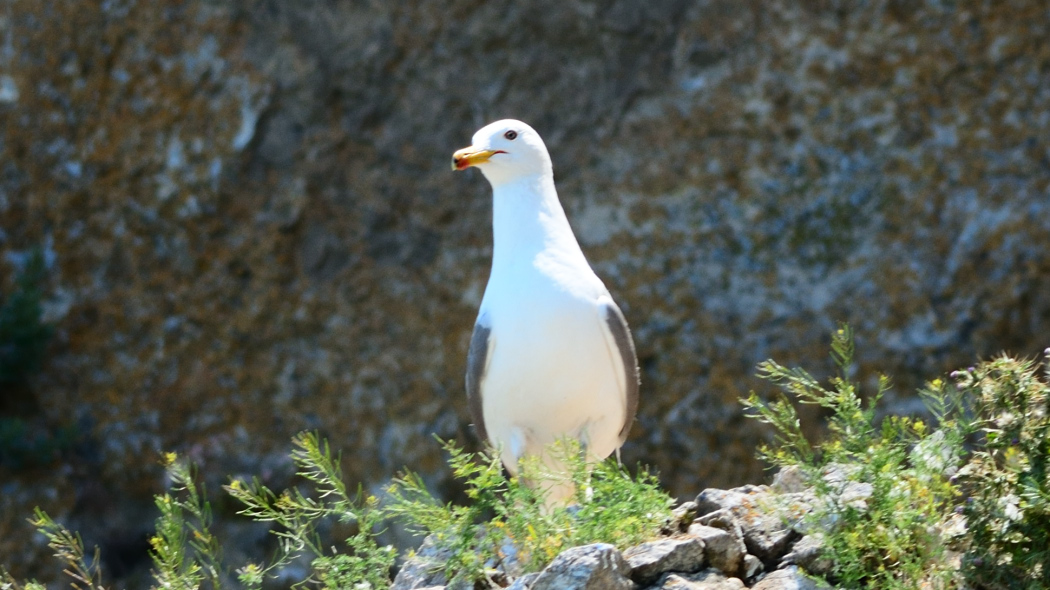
[[839, 481, 874, 511], [779, 535, 832, 576], [652, 569, 746, 589], [742, 554, 763, 580], [624, 536, 706, 585], [671, 501, 700, 529], [391, 536, 451, 590], [771, 466, 807, 494], [694, 491, 799, 567], [530, 543, 633, 590], [750, 565, 830, 590], [506, 572, 540, 590], [695, 488, 743, 516], [687, 523, 745, 577], [695, 508, 740, 531]]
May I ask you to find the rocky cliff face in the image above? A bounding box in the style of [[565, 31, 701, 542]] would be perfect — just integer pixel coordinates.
[[1, 0, 1048, 581]]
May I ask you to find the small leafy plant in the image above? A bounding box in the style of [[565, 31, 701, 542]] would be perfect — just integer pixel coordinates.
[[0, 509, 105, 590], [953, 353, 1050, 590], [225, 431, 396, 590], [384, 438, 674, 584], [742, 325, 970, 590], [150, 454, 225, 590]]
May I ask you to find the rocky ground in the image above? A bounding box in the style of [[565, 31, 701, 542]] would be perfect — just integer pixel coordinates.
[[391, 477, 832, 590], [2, 0, 1049, 583]]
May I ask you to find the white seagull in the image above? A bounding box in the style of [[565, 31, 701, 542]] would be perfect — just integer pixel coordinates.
[[452, 119, 639, 504]]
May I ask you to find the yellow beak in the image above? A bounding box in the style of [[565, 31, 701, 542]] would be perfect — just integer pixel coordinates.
[[451, 147, 500, 171]]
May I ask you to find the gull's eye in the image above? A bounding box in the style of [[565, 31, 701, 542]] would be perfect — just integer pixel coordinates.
[[504, 130, 518, 140]]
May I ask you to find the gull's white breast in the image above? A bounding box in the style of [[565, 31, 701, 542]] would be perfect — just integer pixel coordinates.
[[478, 251, 628, 473]]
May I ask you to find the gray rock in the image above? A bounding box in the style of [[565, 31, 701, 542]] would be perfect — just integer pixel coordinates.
[[771, 466, 807, 494], [12, 6, 1050, 583], [695, 487, 766, 516], [779, 535, 832, 576], [391, 535, 451, 590], [742, 553, 764, 581], [695, 489, 799, 567], [686, 523, 745, 577], [650, 569, 746, 590], [530, 543, 633, 590], [625, 536, 707, 585], [671, 501, 700, 530], [507, 572, 541, 590], [750, 566, 830, 590], [838, 481, 874, 512]]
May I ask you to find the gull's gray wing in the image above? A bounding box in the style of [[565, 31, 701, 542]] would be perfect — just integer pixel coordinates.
[[465, 316, 492, 443], [602, 300, 640, 443]]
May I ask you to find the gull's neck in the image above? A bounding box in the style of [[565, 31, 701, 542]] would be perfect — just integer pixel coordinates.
[[489, 173, 587, 271]]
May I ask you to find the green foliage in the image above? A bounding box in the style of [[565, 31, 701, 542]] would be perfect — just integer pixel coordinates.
[[385, 438, 674, 584], [0, 570, 47, 590], [0, 249, 53, 384], [953, 354, 1050, 590], [743, 325, 967, 589], [150, 454, 225, 590], [225, 431, 396, 590], [6, 508, 107, 590]]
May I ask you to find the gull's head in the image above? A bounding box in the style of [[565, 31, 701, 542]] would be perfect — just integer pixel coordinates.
[[451, 119, 552, 185]]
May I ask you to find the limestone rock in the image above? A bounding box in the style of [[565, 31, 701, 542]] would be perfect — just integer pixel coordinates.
[[390, 536, 453, 590], [649, 570, 746, 590], [5, 1, 1050, 584], [687, 523, 745, 577], [742, 553, 764, 581], [695, 488, 798, 566], [670, 501, 700, 531], [771, 467, 807, 494], [506, 572, 540, 590], [750, 566, 830, 590], [779, 535, 832, 576], [696, 488, 800, 568], [625, 536, 707, 585], [530, 543, 633, 590]]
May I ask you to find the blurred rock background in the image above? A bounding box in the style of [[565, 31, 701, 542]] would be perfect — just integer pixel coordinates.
[[1, 0, 1047, 584]]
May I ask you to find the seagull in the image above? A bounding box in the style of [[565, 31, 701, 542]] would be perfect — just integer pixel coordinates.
[[452, 119, 639, 504]]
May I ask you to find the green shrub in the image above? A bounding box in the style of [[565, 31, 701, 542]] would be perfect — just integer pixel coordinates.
[[384, 438, 674, 584], [150, 454, 225, 590], [0, 248, 53, 385], [225, 432, 396, 590], [15, 333, 1050, 590], [742, 325, 969, 589], [0, 508, 104, 590], [953, 354, 1050, 589]]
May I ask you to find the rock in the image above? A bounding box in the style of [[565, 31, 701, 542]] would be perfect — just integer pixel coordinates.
[[625, 536, 707, 585], [8, 1, 1050, 585], [695, 487, 765, 516], [750, 566, 830, 590], [671, 501, 700, 530], [771, 466, 807, 494], [390, 536, 451, 590], [506, 572, 540, 590], [687, 523, 745, 577], [779, 535, 832, 576], [742, 554, 764, 581], [695, 488, 800, 567], [529, 543, 633, 590], [650, 570, 746, 590], [838, 481, 874, 512]]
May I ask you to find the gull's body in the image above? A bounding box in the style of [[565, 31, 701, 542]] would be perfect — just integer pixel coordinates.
[[453, 120, 639, 504]]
